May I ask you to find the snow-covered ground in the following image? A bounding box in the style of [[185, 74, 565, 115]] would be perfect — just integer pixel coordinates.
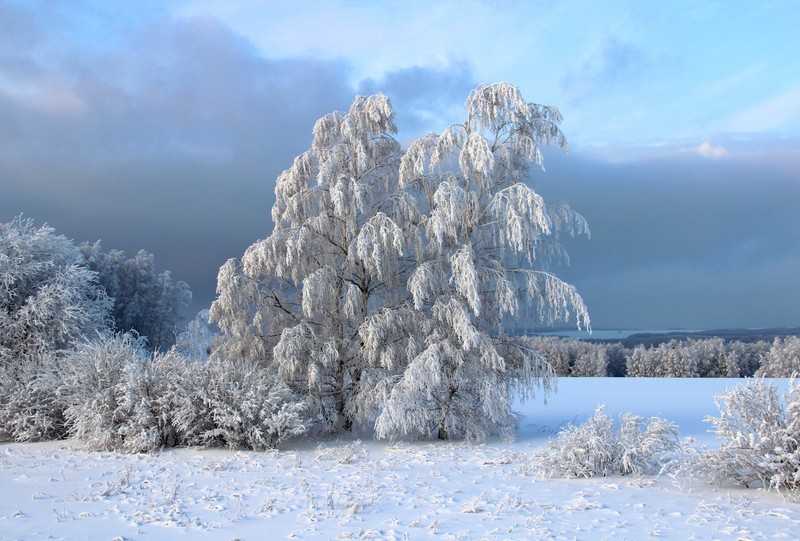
[[2, 378, 798, 540]]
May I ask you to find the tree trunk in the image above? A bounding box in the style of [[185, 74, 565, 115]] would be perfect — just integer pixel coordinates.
[[437, 382, 458, 440]]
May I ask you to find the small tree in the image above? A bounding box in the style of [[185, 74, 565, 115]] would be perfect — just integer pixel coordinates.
[[374, 83, 589, 441], [175, 309, 214, 361], [0, 216, 111, 364], [81, 242, 192, 351]]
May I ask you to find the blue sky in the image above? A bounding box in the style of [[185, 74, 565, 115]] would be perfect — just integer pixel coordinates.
[[1, 0, 799, 330], [172, 0, 800, 148]]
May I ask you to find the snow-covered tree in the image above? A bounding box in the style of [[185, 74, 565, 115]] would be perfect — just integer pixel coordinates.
[[0, 216, 111, 364], [625, 346, 652, 377], [657, 340, 698, 377], [374, 83, 590, 441], [175, 309, 214, 361], [522, 336, 609, 377], [725, 339, 767, 378], [686, 338, 726, 377], [757, 336, 800, 377], [572, 342, 609, 377], [524, 336, 574, 376], [210, 94, 410, 432], [80, 242, 192, 351], [211, 83, 589, 441], [605, 342, 630, 377]]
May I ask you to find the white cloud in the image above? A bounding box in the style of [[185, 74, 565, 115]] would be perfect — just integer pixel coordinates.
[[695, 141, 726, 159]]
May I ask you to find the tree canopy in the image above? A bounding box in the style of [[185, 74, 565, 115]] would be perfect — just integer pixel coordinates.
[[0, 217, 111, 364], [211, 83, 590, 440]]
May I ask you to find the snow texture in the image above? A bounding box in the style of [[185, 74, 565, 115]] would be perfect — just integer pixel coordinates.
[[2, 378, 799, 540]]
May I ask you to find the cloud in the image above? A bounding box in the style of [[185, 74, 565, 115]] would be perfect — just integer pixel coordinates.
[[561, 36, 649, 103], [694, 141, 726, 158], [534, 145, 800, 329], [358, 60, 477, 141], [3, 3, 798, 332], [0, 9, 356, 316]]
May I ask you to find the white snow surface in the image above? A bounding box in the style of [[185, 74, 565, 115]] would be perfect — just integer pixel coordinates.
[[2, 378, 798, 540]]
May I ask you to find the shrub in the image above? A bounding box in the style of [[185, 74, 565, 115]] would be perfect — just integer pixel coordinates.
[[61, 333, 177, 452], [679, 379, 800, 491], [530, 405, 679, 477], [0, 354, 67, 442], [61, 333, 307, 452], [171, 357, 307, 450]]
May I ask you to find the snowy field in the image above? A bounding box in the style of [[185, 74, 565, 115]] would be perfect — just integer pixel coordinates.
[[1, 378, 798, 540]]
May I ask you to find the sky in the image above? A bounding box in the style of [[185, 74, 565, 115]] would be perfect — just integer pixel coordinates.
[[1, 0, 799, 331]]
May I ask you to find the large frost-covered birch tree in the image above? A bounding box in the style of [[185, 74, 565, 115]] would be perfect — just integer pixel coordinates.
[[210, 95, 415, 432], [373, 83, 590, 441], [211, 83, 589, 441]]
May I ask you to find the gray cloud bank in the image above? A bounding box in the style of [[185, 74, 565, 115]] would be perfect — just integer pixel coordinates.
[[536, 143, 800, 329], [1, 4, 797, 330]]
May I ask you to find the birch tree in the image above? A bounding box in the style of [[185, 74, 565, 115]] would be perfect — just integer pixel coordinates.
[[374, 83, 590, 441], [210, 94, 413, 432], [211, 83, 590, 441]]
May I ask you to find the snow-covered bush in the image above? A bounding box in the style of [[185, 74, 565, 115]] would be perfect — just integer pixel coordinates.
[[171, 357, 307, 450], [61, 333, 177, 452], [679, 379, 800, 491], [530, 405, 679, 477], [61, 333, 305, 452], [0, 354, 67, 442]]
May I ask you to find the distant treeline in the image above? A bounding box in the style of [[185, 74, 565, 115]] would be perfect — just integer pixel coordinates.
[[523, 333, 800, 378], [599, 327, 800, 349]]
